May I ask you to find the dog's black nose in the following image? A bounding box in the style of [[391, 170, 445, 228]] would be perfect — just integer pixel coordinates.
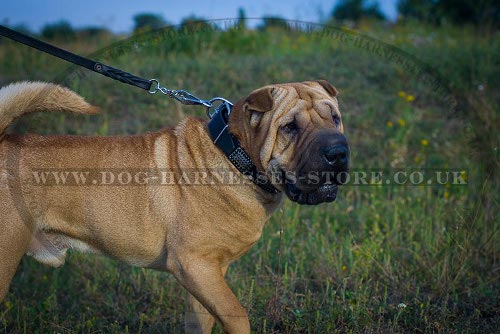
[[323, 145, 348, 166]]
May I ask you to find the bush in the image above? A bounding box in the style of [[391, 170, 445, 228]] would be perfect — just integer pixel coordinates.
[[332, 0, 386, 21], [133, 13, 167, 33], [398, 0, 500, 28], [41, 20, 76, 41]]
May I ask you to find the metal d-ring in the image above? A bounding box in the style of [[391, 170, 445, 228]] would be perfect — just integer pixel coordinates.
[[206, 97, 234, 118]]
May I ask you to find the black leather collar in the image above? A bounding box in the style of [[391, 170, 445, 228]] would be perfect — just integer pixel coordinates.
[[208, 102, 279, 194]]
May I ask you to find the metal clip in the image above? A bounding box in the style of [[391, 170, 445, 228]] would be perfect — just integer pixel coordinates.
[[149, 79, 233, 118], [171, 90, 212, 108]]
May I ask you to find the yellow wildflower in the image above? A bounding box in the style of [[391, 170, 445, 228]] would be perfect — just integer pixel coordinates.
[[386, 121, 393, 127], [397, 118, 406, 127], [398, 91, 406, 98], [421, 139, 429, 146], [341, 265, 347, 271], [406, 95, 415, 102], [444, 191, 450, 199]]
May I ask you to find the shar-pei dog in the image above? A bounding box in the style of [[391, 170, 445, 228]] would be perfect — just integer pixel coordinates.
[[0, 80, 349, 333]]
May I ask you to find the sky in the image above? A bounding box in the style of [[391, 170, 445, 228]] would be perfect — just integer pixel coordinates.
[[1, 0, 398, 34]]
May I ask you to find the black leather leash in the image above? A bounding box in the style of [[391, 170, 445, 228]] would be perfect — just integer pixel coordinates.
[[0, 24, 152, 91], [0, 24, 279, 194], [0, 24, 211, 105]]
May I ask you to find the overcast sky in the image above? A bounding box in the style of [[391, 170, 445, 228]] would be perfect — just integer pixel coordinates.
[[2, 0, 398, 33]]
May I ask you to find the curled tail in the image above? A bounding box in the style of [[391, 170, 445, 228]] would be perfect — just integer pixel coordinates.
[[0, 81, 99, 136]]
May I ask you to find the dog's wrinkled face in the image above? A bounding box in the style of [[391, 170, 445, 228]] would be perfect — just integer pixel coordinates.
[[229, 80, 350, 205]]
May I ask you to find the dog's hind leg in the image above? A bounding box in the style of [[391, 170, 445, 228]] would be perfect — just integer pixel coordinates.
[[0, 201, 32, 302]]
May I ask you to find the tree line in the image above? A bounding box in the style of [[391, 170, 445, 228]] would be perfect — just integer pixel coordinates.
[[3, 0, 498, 41]]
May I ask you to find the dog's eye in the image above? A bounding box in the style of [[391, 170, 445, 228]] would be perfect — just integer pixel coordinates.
[[283, 121, 299, 133], [333, 114, 341, 128]]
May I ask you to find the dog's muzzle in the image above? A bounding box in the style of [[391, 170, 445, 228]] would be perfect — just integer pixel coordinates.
[[283, 130, 349, 205]]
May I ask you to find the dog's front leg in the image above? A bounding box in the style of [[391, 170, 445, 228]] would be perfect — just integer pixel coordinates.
[[170, 258, 249, 334], [185, 265, 228, 334], [185, 293, 215, 334]]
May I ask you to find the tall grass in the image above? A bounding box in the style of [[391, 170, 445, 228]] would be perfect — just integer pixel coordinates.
[[1, 21, 497, 333]]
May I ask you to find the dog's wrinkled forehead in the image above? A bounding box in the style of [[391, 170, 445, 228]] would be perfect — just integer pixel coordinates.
[[265, 80, 339, 122], [241, 80, 337, 113], [268, 80, 337, 101], [282, 80, 336, 98]]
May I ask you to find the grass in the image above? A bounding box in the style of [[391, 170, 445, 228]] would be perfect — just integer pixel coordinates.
[[0, 20, 498, 333]]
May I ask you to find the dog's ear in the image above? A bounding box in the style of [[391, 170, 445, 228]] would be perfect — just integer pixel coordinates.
[[316, 80, 338, 98], [245, 87, 274, 127], [245, 87, 274, 113]]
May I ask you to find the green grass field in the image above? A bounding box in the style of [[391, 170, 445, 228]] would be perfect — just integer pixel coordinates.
[[0, 20, 498, 333]]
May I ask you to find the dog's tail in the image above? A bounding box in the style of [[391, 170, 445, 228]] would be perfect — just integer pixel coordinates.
[[0, 81, 99, 136]]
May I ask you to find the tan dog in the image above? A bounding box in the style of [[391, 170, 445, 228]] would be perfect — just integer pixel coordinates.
[[0, 80, 349, 333]]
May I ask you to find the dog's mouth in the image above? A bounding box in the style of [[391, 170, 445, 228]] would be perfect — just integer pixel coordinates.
[[284, 178, 339, 205]]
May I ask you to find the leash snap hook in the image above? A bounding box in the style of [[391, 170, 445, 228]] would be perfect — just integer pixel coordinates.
[[149, 79, 214, 109], [173, 90, 212, 108]]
